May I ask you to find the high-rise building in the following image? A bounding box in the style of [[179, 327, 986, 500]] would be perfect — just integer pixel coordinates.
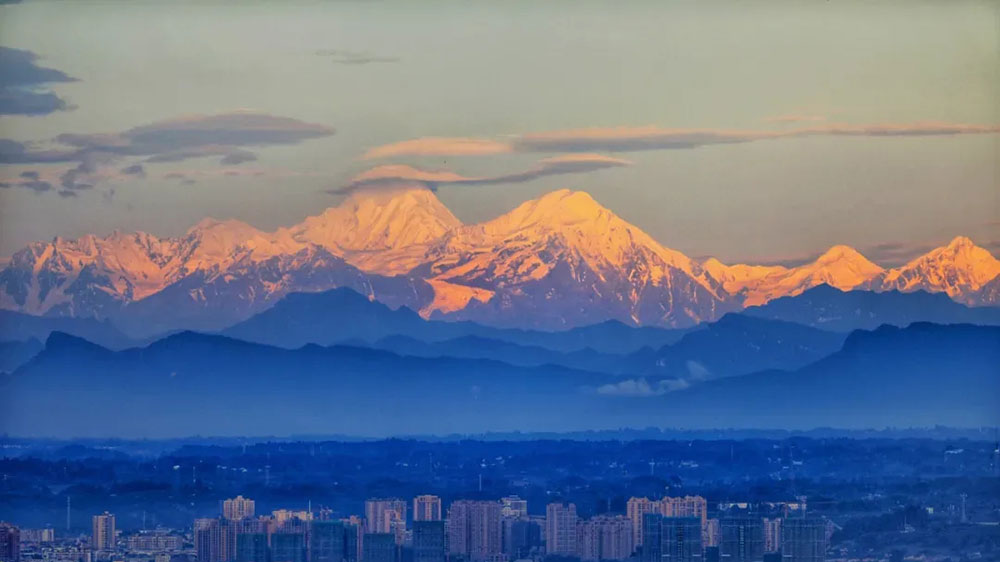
[[412, 521, 445, 562], [235, 533, 268, 562], [660, 497, 709, 548], [365, 500, 406, 545], [719, 517, 764, 562], [659, 498, 708, 524], [223, 497, 256, 521], [310, 520, 349, 562], [502, 518, 541, 559], [19, 529, 54, 545], [127, 531, 184, 552], [500, 497, 528, 519], [365, 500, 406, 534], [219, 518, 263, 562], [362, 534, 396, 562], [274, 511, 312, 528], [195, 519, 222, 562], [661, 517, 703, 562], [92, 512, 116, 551], [271, 532, 306, 562], [0, 523, 19, 562], [343, 518, 363, 562], [628, 498, 658, 548], [641, 514, 663, 562], [447, 500, 502, 561], [544, 502, 577, 556], [576, 515, 633, 561], [413, 496, 442, 522], [705, 520, 720, 549], [780, 519, 826, 562], [762, 519, 781, 554], [630, 496, 708, 549]]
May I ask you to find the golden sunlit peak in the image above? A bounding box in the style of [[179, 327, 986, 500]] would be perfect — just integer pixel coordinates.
[[946, 235, 975, 249], [816, 244, 872, 264]]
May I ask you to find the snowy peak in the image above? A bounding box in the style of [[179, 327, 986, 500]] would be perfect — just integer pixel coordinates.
[[880, 236, 1000, 300], [2, 185, 999, 327], [806, 244, 884, 285], [708, 245, 884, 306], [471, 189, 701, 275], [815, 244, 878, 267], [484, 189, 610, 233], [292, 185, 461, 253], [175, 217, 273, 271], [947, 235, 976, 250]]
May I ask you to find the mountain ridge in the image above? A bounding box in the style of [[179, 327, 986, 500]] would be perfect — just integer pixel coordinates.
[[5, 322, 997, 436], [1, 186, 997, 332]]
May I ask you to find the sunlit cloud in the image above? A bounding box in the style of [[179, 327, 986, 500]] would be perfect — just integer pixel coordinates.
[[766, 114, 827, 123], [363, 137, 513, 159], [332, 153, 631, 195], [315, 49, 399, 65], [514, 126, 783, 152], [363, 121, 1000, 158]]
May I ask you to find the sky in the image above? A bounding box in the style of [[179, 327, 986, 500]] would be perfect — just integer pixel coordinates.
[[0, 0, 997, 266]]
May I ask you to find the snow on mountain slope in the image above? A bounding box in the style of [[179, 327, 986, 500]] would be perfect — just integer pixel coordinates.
[[418, 190, 733, 328], [703, 245, 886, 306], [288, 185, 461, 274], [1, 185, 998, 331], [878, 236, 1000, 303]]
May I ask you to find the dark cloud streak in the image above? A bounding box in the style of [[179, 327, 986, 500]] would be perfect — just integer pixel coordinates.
[[0, 111, 333, 195], [0, 46, 77, 116]]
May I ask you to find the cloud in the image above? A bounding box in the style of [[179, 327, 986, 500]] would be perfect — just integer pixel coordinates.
[[363, 121, 1000, 158], [514, 126, 785, 152], [766, 114, 827, 123], [595, 377, 690, 397], [860, 241, 940, 267], [21, 180, 53, 192], [219, 149, 258, 165], [57, 111, 334, 155], [0, 46, 77, 116], [0, 177, 53, 193], [315, 49, 399, 65], [332, 153, 631, 195], [0, 111, 334, 194], [121, 163, 146, 177], [363, 137, 512, 159]]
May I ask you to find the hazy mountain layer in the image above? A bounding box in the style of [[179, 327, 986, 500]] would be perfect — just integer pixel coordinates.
[[4, 323, 996, 436]]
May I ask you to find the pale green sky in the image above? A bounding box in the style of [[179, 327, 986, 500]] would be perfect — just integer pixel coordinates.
[[0, 0, 997, 264]]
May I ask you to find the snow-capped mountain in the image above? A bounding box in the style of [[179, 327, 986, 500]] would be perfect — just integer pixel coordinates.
[[1, 185, 997, 334], [287, 186, 462, 274], [417, 189, 733, 328], [704, 245, 886, 307], [878, 236, 1000, 303]]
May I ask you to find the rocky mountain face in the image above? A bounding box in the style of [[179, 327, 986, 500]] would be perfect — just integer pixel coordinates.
[[1, 185, 997, 333]]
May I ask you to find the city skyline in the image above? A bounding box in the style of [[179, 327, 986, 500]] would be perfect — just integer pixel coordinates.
[[1, 3, 998, 559]]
